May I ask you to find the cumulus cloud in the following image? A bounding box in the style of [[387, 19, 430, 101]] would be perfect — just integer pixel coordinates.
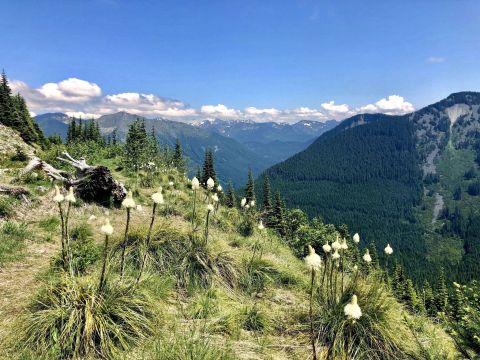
[[357, 95, 414, 115], [12, 76, 415, 123]]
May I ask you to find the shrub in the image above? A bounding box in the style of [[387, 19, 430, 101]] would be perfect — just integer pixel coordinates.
[[317, 277, 420, 360], [237, 214, 255, 237], [0, 196, 15, 218], [10, 146, 29, 162], [23, 276, 154, 359]]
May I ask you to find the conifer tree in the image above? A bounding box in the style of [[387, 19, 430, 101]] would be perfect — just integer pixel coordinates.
[[403, 279, 419, 312], [225, 180, 236, 208], [368, 241, 379, 268], [274, 191, 286, 236], [435, 268, 449, 312], [201, 149, 216, 186], [245, 168, 255, 203], [123, 119, 148, 172], [111, 128, 117, 145], [196, 167, 202, 181], [422, 280, 437, 317], [172, 138, 186, 173], [262, 175, 273, 225], [0, 70, 13, 127]]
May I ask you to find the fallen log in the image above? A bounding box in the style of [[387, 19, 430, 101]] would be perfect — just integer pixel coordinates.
[[22, 152, 127, 205]]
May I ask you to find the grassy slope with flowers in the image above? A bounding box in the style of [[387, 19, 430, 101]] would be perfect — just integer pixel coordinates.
[[0, 136, 461, 359]]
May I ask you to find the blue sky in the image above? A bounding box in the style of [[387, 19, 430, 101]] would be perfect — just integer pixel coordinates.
[[1, 0, 479, 122]]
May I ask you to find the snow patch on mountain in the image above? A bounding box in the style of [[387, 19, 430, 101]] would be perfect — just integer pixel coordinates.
[[446, 104, 470, 129]]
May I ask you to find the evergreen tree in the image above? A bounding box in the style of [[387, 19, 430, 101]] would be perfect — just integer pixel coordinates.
[[0, 70, 13, 127], [201, 149, 216, 186], [273, 192, 286, 236], [435, 268, 449, 312], [146, 127, 159, 161], [225, 180, 236, 208], [123, 119, 148, 172], [172, 138, 186, 173], [402, 279, 420, 312], [196, 167, 202, 181], [111, 128, 117, 145], [368, 241, 379, 268], [262, 175, 273, 225], [245, 168, 255, 203], [422, 280, 437, 317]]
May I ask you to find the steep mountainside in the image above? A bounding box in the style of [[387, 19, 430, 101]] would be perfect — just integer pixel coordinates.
[[34, 112, 70, 138], [197, 118, 339, 164], [260, 92, 480, 283]]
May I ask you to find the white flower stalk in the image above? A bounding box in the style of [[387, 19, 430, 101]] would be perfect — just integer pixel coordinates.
[[305, 245, 322, 271], [353, 265, 358, 271], [217, 185, 223, 192], [99, 218, 113, 291], [122, 191, 136, 209], [65, 187, 76, 203], [207, 177, 215, 190], [258, 220, 265, 230], [207, 203, 214, 212], [241, 198, 247, 207], [212, 193, 219, 202], [332, 236, 341, 251], [168, 181, 174, 187], [245, 204, 250, 210], [363, 249, 372, 263], [204, 203, 214, 244], [344, 294, 362, 320], [353, 233, 360, 244], [341, 238, 348, 250], [191, 177, 200, 190], [332, 250, 340, 260], [250, 200, 255, 207], [101, 218, 114, 236], [136, 204, 143, 212], [53, 185, 64, 203], [151, 190, 164, 204], [384, 244, 393, 255], [322, 241, 331, 253]]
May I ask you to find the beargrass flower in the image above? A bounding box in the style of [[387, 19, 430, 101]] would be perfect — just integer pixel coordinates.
[[191, 177, 200, 190], [207, 203, 214, 212], [245, 204, 250, 210], [88, 215, 97, 221], [363, 249, 372, 263], [65, 187, 76, 203], [250, 200, 255, 207], [305, 245, 322, 271], [212, 193, 219, 202], [53, 185, 64, 203], [258, 221, 265, 230], [332, 250, 340, 260], [384, 243, 393, 255], [101, 218, 114, 235], [151, 189, 164, 204], [207, 177, 215, 190], [168, 181, 174, 187], [344, 294, 362, 320], [353, 233, 360, 244], [341, 238, 348, 250], [217, 185, 223, 192], [332, 236, 341, 251], [241, 198, 247, 207], [323, 242, 331, 253], [122, 191, 136, 209]]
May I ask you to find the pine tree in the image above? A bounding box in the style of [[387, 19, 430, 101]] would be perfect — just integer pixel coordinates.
[[245, 168, 255, 203], [172, 138, 186, 173], [0, 70, 13, 127], [368, 241, 379, 268], [111, 128, 117, 145], [273, 192, 286, 236], [201, 149, 216, 186], [422, 280, 437, 317], [123, 119, 148, 172], [262, 175, 273, 226], [196, 167, 202, 181], [225, 180, 236, 208], [435, 268, 449, 312], [403, 279, 419, 312]]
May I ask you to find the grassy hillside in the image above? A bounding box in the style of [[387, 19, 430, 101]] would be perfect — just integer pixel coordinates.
[[0, 133, 465, 359]]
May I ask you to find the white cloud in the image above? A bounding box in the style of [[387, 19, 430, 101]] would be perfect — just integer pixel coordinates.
[[358, 95, 414, 115], [12, 77, 416, 123], [200, 104, 241, 118], [65, 111, 101, 119], [427, 56, 446, 63]]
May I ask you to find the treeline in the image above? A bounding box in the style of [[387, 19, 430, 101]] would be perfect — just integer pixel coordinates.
[[0, 70, 46, 145]]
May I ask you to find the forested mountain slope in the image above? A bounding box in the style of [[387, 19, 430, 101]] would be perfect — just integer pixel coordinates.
[[260, 92, 480, 283]]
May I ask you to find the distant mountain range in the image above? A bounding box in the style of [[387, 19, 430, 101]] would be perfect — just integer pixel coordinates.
[[260, 91, 480, 283], [34, 112, 338, 186]]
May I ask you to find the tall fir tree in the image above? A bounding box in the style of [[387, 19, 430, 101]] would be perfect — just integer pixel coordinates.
[[111, 128, 117, 145], [435, 268, 449, 312], [262, 175, 273, 226], [273, 191, 286, 236], [172, 138, 186, 173], [201, 149, 216, 186], [245, 168, 255, 203], [0, 70, 13, 127], [123, 119, 148, 172], [225, 180, 236, 208], [422, 280, 437, 317]]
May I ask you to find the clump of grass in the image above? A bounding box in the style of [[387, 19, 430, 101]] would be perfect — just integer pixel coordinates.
[[146, 323, 236, 360], [0, 221, 30, 265], [0, 196, 16, 218], [23, 275, 155, 359], [239, 305, 272, 333], [317, 277, 420, 359], [37, 216, 60, 232], [51, 223, 100, 275], [187, 288, 219, 319]]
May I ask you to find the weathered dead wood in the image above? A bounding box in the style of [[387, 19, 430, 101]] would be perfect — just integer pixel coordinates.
[[22, 151, 127, 205], [0, 184, 30, 198]]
